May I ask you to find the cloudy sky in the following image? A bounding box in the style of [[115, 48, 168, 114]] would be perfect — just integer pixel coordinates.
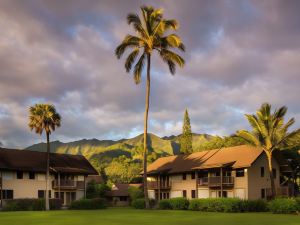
[[0, 0, 299, 148]]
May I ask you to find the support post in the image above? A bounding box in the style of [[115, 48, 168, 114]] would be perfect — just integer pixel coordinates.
[[220, 167, 223, 198], [158, 175, 161, 201], [58, 172, 61, 200], [84, 175, 86, 199], [0, 171, 2, 208], [195, 170, 198, 199]]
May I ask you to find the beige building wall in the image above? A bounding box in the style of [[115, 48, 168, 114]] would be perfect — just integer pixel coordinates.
[[247, 154, 281, 200], [1, 171, 85, 205], [170, 173, 197, 199]]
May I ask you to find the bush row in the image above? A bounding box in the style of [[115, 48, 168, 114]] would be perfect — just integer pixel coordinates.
[[131, 198, 156, 209], [69, 198, 107, 210], [2, 198, 62, 211], [155, 197, 300, 214]]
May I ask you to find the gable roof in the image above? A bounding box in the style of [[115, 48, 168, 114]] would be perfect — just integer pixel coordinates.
[[0, 148, 98, 175], [147, 145, 264, 174]]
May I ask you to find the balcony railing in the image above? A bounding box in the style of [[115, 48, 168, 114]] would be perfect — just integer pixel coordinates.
[[197, 176, 234, 187], [147, 181, 171, 190], [52, 180, 85, 190]]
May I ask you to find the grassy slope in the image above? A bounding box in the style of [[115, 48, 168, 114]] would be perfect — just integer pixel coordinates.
[[0, 208, 299, 225]]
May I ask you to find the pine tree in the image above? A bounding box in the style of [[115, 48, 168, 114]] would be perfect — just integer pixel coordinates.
[[180, 109, 193, 154]]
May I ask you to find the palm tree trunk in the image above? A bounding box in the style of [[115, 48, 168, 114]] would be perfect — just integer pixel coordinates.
[[266, 152, 276, 199], [45, 132, 50, 211], [143, 53, 151, 208]]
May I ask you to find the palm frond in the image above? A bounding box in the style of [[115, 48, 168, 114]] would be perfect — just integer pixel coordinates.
[[133, 53, 146, 84], [236, 130, 260, 147], [125, 48, 139, 72]]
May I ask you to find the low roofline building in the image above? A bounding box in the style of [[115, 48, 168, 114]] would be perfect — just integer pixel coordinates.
[[0, 147, 98, 207], [146, 145, 293, 200]]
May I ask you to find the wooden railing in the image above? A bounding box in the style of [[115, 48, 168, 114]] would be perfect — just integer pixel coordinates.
[[197, 176, 234, 187], [52, 180, 85, 190], [147, 181, 171, 190]]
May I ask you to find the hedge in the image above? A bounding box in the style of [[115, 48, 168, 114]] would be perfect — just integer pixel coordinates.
[[131, 198, 156, 209], [69, 198, 106, 210], [189, 198, 268, 212], [158, 198, 189, 210], [2, 198, 62, 211], [268, 198, 299, 214]]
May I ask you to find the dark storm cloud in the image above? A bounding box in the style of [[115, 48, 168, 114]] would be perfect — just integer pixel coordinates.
[[0, 0, 299, 148]]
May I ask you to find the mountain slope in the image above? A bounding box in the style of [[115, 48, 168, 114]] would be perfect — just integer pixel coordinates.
[[26, 133, 212, 160]]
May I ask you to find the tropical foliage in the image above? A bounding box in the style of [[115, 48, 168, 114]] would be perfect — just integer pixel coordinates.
[[28, 104, 61, 210], [115, 5, 185, 207], [236, 103, 300, 198]]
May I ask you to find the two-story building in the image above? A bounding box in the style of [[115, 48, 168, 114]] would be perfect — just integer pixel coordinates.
[[0, 147, 98, 207], [146, 145, 292, 200]]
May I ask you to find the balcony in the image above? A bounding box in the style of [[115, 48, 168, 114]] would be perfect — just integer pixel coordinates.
[[52, 180, 85, 190], [147, 181, 171, 190], [198, 176, 234, 188]]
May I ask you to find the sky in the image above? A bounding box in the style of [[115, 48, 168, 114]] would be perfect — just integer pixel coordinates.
[[0, 0, 300, 148]]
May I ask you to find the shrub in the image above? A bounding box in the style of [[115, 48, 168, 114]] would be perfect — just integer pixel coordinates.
[[131, 198, 145, 209], [2, 198, 62, 211], [128, 186, 144, 201], [86, 181, 110, 199], [295, 197, 300, 211], [158, 199, 172, 209], [69, 198, 106, 210], [169, 197, 189, 210], [268, 198, 298, 214], [189, 198, 267, 213], [242, 199, 268, 212]]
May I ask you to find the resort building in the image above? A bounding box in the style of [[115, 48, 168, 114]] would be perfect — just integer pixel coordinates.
[[0, 148, 98, 207], [106, 183, 142, 206], [146, 145, 292, 200]]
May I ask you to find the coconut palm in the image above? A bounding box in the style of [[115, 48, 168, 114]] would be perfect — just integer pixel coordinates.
[[28, 104, 61, 210], [236, 103, 300, 198], [115, 6, 185, 207]]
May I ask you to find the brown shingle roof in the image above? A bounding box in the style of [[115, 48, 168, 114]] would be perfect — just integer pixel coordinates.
[[106, 183, 142, 197], [0, 148, 98, 175], [147, 145, 264, 174]]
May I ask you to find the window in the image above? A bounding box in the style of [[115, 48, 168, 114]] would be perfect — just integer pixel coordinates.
[[182, 173, 186, 180], [218, 191, 227, 198], [223, 171, 232, 177], [236, 169, 244, 177], [261, 188, 265, 199], [29, 172, 35, 180], [260, 167, 265, 177], [191, 172, 196, 179], [16, 171, 23, 179], [2, 190, 13, 199], [38, 190, 51, 199], [272, 169, 277, 179], [119, 196, 127, 201], [38, 190, 44, 199], [191, 190, 196, 198], [182, 190, 187, 198], [55, 192, 64, 201]]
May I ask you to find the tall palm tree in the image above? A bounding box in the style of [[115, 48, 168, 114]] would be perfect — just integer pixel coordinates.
[[236, 103, 300, 198], [115, 6, 185, 207], [28, 104, 61, 210]]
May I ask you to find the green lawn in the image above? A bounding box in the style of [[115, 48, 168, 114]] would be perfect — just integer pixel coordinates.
[[0, 208, 299, 225]]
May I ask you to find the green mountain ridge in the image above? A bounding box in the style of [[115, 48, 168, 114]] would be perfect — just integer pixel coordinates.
[[26, 133, 212, 160]]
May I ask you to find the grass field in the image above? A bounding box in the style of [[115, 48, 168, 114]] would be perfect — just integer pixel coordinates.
[[0, 208, 299, 225]]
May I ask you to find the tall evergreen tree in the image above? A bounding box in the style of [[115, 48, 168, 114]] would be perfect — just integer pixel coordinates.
[[180, 109, 193, 153]]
